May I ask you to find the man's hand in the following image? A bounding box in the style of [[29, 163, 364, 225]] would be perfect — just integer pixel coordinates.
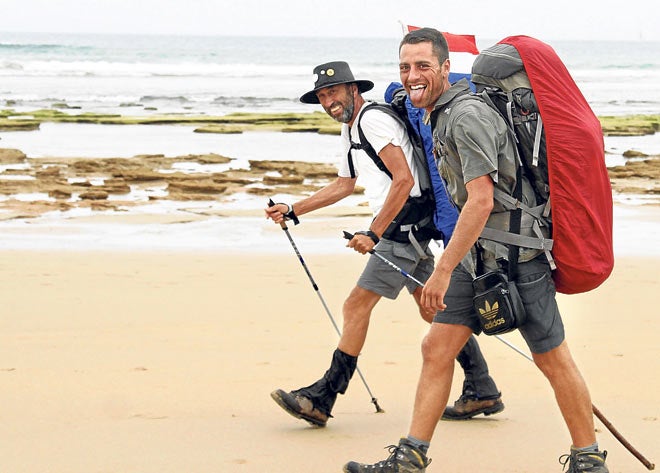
[[421, 268, 451, 311], [347, 233, 376, 255], [264, 202, 290, 224]]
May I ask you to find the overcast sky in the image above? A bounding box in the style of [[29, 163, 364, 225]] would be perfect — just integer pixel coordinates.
[[0, 0, 657, 41]]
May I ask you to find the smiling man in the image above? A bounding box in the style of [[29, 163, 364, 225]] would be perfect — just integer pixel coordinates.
[[265, 60, 502, 431], [343, 28, 609, 473]]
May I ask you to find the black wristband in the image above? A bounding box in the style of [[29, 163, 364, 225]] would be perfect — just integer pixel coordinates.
[[284, 204, 300, 225], [355, 230, 379, 245]]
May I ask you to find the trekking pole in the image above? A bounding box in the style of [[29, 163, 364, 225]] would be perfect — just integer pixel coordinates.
[[267, 201, 384, 413], [342, 231, 655, 469]]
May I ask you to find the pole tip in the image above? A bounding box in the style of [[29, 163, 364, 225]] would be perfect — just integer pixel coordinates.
[[372, 398, 385, 413]]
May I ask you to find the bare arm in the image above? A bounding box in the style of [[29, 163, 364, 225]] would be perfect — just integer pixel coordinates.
[[347, 143, 414, 254], [421, 174, 494, 310], [369, 143, 414, 238], [264, 176, 356, 224]]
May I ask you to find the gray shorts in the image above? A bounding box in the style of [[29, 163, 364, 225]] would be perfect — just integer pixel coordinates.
[[357, 239, 434, 300], [433, 256, 564, 354]]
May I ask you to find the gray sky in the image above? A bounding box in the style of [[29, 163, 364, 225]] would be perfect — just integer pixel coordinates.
[[1, 0, 657, 41]]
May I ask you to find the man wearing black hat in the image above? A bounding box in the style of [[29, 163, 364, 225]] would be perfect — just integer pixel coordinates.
[[265, 61, 502, 428]]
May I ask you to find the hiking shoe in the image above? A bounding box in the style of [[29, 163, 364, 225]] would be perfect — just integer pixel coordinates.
[[442, 393, 504, 420], [270, 389, 328, 427], [343, 438, 431, 473], [559, 450, 609, 472]]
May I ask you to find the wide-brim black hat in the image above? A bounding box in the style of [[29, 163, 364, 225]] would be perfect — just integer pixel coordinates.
[[300, 61, 374, 104]]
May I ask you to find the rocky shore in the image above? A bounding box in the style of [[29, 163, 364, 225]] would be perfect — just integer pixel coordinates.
[[0, 146, 657, 220], [0, 110, 658, 219], [0, 148, 343, 218]]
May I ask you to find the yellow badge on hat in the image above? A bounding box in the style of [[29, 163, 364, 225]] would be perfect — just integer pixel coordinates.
[[327, 68, 335, 77]]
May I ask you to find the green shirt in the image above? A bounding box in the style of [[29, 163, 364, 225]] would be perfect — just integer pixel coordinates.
[[428, 80, 543, 269]]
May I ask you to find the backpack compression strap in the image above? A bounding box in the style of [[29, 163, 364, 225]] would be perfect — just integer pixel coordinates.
[[480, 188, 556, 269]]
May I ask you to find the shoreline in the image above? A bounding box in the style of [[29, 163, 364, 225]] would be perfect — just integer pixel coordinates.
[[0, 202, 656, 257]]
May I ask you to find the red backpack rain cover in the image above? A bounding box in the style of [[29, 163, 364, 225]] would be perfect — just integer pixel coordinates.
[[500, 36, 614, 294]]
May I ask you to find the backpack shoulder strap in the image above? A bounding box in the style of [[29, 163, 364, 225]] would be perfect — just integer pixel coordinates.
[[348, 102, 402, 179]]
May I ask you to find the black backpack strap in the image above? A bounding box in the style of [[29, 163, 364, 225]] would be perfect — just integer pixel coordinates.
[[507, 166, 523, 279], [348, 103, 393, 179], [346, 146, 357, 178]]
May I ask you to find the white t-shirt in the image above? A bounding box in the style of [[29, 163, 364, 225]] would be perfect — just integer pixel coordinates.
[[338, 102, 422, 216]]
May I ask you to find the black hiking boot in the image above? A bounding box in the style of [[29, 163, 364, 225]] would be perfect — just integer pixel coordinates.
[[442, 392, 504, 420], [270, 389, 329, 427], [343, 438, 431, 473], [559, 449, 609, 472], [270, 349, 356, 427]]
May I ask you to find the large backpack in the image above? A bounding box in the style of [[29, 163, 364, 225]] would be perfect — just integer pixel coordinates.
[[470, 35, 613, 294], [347, 100, 445, 247]]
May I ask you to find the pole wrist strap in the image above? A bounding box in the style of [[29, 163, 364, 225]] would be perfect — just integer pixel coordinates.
[[284, 204, 300, 225], [355, 230, 379, 245]]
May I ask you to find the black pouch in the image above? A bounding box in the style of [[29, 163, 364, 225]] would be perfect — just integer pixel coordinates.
[[382, 193, 440, 243], [472, 269, 526, 336]]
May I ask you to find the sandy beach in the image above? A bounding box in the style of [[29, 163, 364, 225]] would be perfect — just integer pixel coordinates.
[[0, 201, 658, 473]]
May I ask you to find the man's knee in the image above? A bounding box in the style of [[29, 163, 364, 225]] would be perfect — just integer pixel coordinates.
[[343, 286, 380, 315], [342, 286, 381, 331], [533, 341, 576, 377], [421, 334, 444, 364], [420, 324, 471, 366]]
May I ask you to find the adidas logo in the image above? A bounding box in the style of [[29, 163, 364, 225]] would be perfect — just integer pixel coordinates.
[[478, 300, 499, 320], [484, 317, 506, 331]]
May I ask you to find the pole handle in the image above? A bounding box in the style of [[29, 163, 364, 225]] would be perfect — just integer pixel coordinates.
[[268, 198, 288, 231], [343, 231, 375, 254]]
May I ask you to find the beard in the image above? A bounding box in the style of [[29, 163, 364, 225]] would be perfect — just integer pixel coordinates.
[[337, 98, 354, 123], [326, 91, 355, 124]]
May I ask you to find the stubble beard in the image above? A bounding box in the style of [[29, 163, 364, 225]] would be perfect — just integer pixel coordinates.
[[327, 94, 355, 124]]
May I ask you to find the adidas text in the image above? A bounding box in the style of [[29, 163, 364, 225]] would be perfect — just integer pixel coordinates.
[[484, 317, 506, 331]]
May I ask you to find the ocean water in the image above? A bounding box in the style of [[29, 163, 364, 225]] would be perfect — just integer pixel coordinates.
[[1, 32, 659, 117]]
